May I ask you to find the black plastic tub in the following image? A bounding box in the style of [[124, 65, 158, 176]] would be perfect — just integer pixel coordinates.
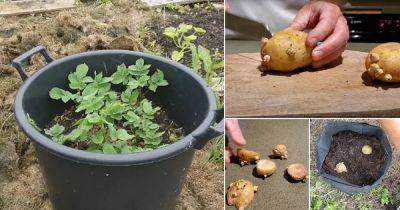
[[12, 46, 223, 210], [316, 122, 392, 194]]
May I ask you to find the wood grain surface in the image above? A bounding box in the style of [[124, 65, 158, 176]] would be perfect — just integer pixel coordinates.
[[0, 0, 75, 16], [226, 50, 400, 118]]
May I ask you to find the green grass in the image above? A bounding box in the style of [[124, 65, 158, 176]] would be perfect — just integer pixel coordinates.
[[311, 170, 394, 210], [208, 136, 223, 164], [370, 186, 393, 206]]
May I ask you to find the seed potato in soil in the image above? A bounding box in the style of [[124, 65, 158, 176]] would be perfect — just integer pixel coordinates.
[[310, 119, 400, 210], [322, 131, 387, 186], [0, 1, 223, 209]]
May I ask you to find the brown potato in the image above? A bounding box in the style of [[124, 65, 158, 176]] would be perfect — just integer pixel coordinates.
[[237, 148, 260, 166], [287, 163, 308, 182], [227, 179, 258, 210], [255, 159, 277, 178], [272, 144, 288, 159], [260, 30, 313, 72], [365, 42, 400, 82]]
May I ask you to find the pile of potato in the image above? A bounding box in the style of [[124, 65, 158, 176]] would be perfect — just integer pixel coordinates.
[[226, 145, 308, 210]]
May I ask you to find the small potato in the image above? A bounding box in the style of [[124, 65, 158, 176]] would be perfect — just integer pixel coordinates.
[[255, 159, 277, 178], [237, 148, 260, 166], [335, 162, 347, 174], [365, 42, 400, 82], [362, 145, 372, 155], [260, 30, 313, 72], [272, 144, 288, 159], [287, 163, 308, 182], [227, 179, 258, 210]]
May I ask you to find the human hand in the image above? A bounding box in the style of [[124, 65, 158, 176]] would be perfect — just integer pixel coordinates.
[[288, 1, 349, 68], [378, 119, 400, 151], [225, 119, 246, 163]]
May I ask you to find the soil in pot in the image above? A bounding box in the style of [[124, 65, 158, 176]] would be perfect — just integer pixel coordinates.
[[322, 130, 387, 186]]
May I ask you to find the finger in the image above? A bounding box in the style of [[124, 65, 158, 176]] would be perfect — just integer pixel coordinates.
[[288, 6, 311, 31], [225, 0, 231, 12], [225, 147, 233, 163], [312, 16, 349, 61], [312, 45, 345, 68], [307, 6, 341, 47], [225, 119, 246, 146]]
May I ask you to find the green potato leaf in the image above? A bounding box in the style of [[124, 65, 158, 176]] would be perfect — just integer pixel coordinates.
[[102, 143, 117, 154], [117, 128, 134, 141]]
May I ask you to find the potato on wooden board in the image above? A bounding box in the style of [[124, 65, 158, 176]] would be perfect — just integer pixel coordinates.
[[260, 30, 313, 72], [365, 42, 400, 82], [227, 179, 258, 210], [237, 148, 260, 166]]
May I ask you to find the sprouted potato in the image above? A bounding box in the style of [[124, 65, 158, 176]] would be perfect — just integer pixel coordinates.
[[335, 162, 347, 174], [260, 30, 313, 72], [365, 42, 400, 82], [237, 148, 260, 166], [272, 144, 288, 159], [227, 179, 258, 210]]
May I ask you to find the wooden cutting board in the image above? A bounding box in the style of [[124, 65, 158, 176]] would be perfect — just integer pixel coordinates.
[[226, 50, 400, 118], [0, 0, 75, 16]]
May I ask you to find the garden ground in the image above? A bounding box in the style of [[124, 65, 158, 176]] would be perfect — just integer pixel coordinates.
[[310, 119, 400, 210], [0, 1, 224, 209]]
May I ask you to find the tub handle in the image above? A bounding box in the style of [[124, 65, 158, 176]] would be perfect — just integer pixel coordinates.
[[193, 108, 224, 149], [12, 46, 54, 81]]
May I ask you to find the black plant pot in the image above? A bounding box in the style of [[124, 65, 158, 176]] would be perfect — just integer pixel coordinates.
[[316, 122, 392, 194], [12, 46, 223, 210]]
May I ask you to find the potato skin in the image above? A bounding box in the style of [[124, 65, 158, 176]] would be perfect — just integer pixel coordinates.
[[237, 148, 260, 166], [227, 179, 258, 210], [365, 42, 400, 82], [260, 30, 313, 72], [256, 159, 277, 177], [287, 163, 308, 182]]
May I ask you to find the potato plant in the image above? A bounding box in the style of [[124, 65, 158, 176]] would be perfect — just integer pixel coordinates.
[[163, 23, 224, 86], [163, 23, 206, 62], [44, 59, 172, 154]]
